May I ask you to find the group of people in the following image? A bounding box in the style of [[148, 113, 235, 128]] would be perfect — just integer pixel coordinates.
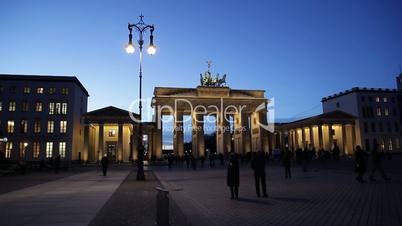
[[227, 150, 268, 200], [354, 144, 390, 183]]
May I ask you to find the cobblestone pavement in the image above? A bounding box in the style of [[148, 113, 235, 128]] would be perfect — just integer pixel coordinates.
[[0, 169, 129, 226], [153, 161, 402, 226], [89, 170, 189, 226]]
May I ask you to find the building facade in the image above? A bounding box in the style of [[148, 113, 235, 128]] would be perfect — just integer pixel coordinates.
[[321, 74, 402, 152], [0, 74, 88, 161]]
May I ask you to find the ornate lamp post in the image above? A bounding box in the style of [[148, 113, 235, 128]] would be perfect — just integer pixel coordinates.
[[126, 14, 156, 181]]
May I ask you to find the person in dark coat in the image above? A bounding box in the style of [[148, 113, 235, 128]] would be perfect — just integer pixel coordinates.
[[332, 142, 340, 161], [282, 148, 292, 179], [185, 152, 190, 169], [354, 145, 367, 183], [190, 153, 197, 170], [167, 154, 173, 169], [227, 152, 239, 200], [101, 154, 109, 176], [251, 150, 268, 197], [369, 144, 390, 181]]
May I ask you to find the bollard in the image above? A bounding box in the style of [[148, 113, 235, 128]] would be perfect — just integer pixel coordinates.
[[155, 186, 170, 226]]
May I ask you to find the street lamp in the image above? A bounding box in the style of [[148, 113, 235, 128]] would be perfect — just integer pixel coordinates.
[[126, 14, 156, 181]]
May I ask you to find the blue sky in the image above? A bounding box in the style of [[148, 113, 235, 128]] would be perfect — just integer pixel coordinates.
[[1, 0, 402, 122]]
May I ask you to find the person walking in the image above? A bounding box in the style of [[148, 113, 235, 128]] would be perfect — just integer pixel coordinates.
[[282, 148, 292, 179], [227, 152, 239, 200], [354, 145, 367, 183], [369, 144, 390, 181], [251, 150, 268, 198], [332, 142, 340, 161], [101, 154, 109, 176]]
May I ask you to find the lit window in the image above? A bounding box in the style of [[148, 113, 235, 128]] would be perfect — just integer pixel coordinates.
[[0, 101, 2, 111], [376, 107, 382, 116], [62, 88, 69, 95], [46, 142, 53, 158], [35, 102, 42, 112], [55, 103, 61, 114], [109, 129, 116, 137], [7, 120, 15, 133], [9, 101, 16, 111], [33, 142, 40, 159], [23, 87, 30, 94], [20, 120, 28, 133], [19, 142, 28, 159], [22, 101, 29, 112], [62, 103, 68, 114], [60, 121, 67, 133], [47, 121, 54, 133], [59, 142, 66, 158], [388, 139, 393, 151], [49, 87, 56, 94], [383, 97, 388, 103], [49, 103, 54, 115], [375, 97, 380, 103], [5, 142, 13, 158], [37, 87, 44, 94], [384, 108, 389, 116], [34, 120, 41, 133]]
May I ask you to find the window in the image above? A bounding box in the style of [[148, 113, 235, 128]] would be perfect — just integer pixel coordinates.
[[387, 122, 392, 132], [20, 120, 28, 133], [375, 97, 380, 103], [37, 87, 44, 94], [371, 122, 376, 133], [49, 87, 56, 94], [61, 88, 69, 95], [46, 142, 53, 158], [0, 101, 2, 111], [59, 142, 66, 158], [379, 122, 383, 132], [34, 120, 41, 133], [47, 121, 54, 133], [376, 107, 382, 116], [19, 142, 28, 159], [5, 142, 13, 158], [22, 101, 29, 112], [361, 96, 365, 102], [7, 120, 15, 133], [388, 139, 393, 151], [391, 97, 395, 103], [33, 142, 40, 159], [35, 102, 42, 112], [9, 101, 16, 111], [10, 86, 16, 93], [109, 129, 116, 137], [368, 97, 373, 102], [395, 123, 399, 133], [23, 87, 30, 94], [384, 108, 389, 116], [365, 139, 370, 151], [49, 103, 54, 115], [62, 103, 68, 114], [60, 121, 67, 133], [383, 97, 388, 103], [55, 103, 61, 114], [363, 122, 368, 133]]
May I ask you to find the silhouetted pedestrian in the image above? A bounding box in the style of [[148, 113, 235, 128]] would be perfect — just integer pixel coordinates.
[[185, 153, 190, 169], [200, 156, 205, 168], [369, 145, 390, 181], [219, 153, 224, 166], [354, 146, 367, 183], [251, 151, 268, 197], [332, 142, 340, 161], [227, 152, 239, 200], [101, 154, 109, 176], [282, 148, 292, 179], [54, 154, 61, 174], [190, 153, 196, 170], [167, 154, 173, 169]]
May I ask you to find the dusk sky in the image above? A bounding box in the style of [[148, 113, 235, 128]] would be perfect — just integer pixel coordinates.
[[1, 0, 402, 122]]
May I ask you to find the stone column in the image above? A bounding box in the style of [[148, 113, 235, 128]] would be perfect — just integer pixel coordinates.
[[241, 113, 251, 153], [233, 112, 243, 154], [328, 124, 333, 151], [341, 125, 347, 155], [259, 111, 269, 153], [301, 128, 306, 149], [154, 110, 163, 159], [318, 125, 323, 149], [83, 125, 89, 162], [309, 127, 314, 149], [216, 111, 229, 154], [118, 123, 123, 162], [192, 112, 205, 158], [174, 111, 184, 157], [98, 124, 104, 161]]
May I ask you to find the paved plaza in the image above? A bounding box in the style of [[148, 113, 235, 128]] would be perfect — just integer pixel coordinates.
[[0, 169, 129, 226], [153, 161, 402, 226]]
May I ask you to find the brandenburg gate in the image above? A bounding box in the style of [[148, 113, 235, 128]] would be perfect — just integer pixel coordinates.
[[150, 68, 270, 159]]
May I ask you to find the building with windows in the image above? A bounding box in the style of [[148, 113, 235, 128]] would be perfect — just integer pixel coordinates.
[[321, 74, 402, 152], [0, 74, 89, 161]]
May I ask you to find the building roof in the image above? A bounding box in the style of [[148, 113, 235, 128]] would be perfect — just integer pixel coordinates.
[[84, 106, 139, 118], [321, 87, 398, 102], [276, 110, 356, 130], [0, 74, 89, 96]]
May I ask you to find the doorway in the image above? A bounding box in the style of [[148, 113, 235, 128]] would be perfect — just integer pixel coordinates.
[[106, 142, 117, 162]]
